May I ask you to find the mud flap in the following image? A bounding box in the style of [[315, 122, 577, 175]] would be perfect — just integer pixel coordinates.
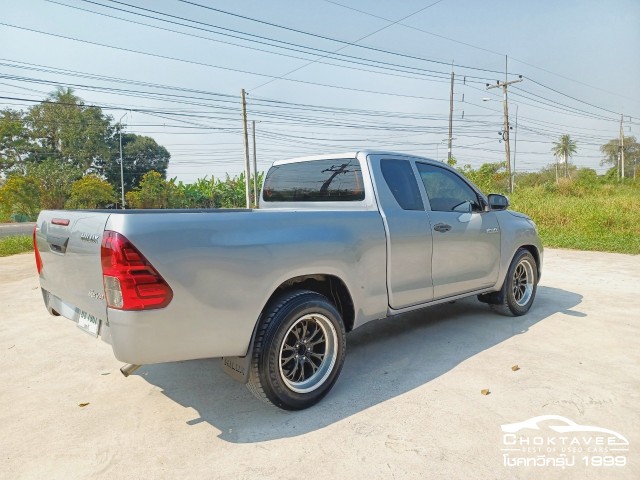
[[221, 355, 251, 383], [221, 327, 257, 384], [477, 290, 505, 305]]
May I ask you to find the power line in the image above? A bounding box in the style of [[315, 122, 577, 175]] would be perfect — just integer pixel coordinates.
[[0, 70, 450, 124], [323, 0, 504, 57], [47, 0, 471, 85], [525, 77, 633, 119], [172, 0, 507, 75], [323, 0, 640, 105], [466, 82, 618, 122], [248, 0, 447, 91], [510, 87, 617, 122], [510, 59, 640, 105], [0, 22, 466, 101], [0, 70, 619, 175], [13, 6, 632, 126], [72, 0, 497, 82], [0, 61, 462, 118]]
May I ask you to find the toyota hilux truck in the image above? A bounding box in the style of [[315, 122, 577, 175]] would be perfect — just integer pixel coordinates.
[[34, 151, 542, 410]]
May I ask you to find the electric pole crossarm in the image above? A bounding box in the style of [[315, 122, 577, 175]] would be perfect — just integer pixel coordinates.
[[485, 78, 523, 90]]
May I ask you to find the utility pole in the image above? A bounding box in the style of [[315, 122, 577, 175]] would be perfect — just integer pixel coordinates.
[[117, 111, 128, 209], [447, 71, 454, 164], [119, 130, 125, 208], [486, 57, 522, 193], [620, 114, 625, 180], [241, 89, 251, 208], [252, 120, 258, 207], [513, 104, 518, 190]]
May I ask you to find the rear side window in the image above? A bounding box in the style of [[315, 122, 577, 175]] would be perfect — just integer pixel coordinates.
[[380, 159, 424, 211], [263, 159, 365, 202]]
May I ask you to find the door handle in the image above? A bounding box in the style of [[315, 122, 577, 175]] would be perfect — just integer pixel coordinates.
[[433, 223, 452, 233], [46, 234, 69, 254]]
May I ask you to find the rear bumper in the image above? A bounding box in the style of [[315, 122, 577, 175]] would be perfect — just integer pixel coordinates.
[[105, 307, 247, 365], [41, 289, 253, 365], [42, 289, 112, 345]]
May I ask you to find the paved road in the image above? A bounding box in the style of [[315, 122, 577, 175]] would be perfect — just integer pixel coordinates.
[[0, 222, 35, 238], [0, 249, 638, 479]]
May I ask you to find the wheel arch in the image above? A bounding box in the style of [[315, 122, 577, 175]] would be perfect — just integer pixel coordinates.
[[263, 274, 355, 333], [519, 244, 542, 280]]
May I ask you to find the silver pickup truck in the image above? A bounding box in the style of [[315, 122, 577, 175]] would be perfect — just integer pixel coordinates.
[[34, 151, 542, 410]]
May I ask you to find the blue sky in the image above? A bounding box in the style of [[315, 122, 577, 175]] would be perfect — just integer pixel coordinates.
[[1, 0, 639, 182]]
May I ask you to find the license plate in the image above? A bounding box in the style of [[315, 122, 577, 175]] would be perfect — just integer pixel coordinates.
[[77, 309, 101, 337]]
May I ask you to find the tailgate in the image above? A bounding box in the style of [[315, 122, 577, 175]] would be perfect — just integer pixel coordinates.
[[36, 211, 111, 337]]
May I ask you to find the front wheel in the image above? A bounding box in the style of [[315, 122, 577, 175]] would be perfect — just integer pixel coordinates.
[[247, 290, 346, 410], [488, 249, 539, 316]]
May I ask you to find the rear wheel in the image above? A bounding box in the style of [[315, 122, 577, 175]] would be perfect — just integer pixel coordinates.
[[247, 290, 346, 410], [486, 249, 538, 316]]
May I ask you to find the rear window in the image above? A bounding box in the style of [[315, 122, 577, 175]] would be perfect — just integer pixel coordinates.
[[263, 159, 365, 202], [380, 159, 423, 210]]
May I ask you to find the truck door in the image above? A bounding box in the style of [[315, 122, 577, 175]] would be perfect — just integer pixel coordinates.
[[414, 162, 501, 298], [369, 156, 434, 308]]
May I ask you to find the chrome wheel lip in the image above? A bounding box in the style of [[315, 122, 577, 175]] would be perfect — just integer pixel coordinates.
[[278, 313, 338, 394], [513, 258, 535, 307]]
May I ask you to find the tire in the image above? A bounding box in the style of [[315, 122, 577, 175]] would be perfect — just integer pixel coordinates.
[[488, 249, 538, 317], [246, 290, 346, 410]]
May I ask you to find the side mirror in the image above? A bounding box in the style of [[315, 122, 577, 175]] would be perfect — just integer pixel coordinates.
[[487, 193, 509, 210]]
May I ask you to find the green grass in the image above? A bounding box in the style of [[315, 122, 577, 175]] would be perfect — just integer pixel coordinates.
[[0, 235, 34, 257], [510, 183, 640, 254]]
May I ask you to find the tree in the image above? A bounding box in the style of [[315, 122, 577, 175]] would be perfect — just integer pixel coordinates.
[[551, 134, 577, 182], [212, 173, 249, 208], [99, 133, 170, 196], [26, 87, 113, 172], [600, 136, 640, 180], [168, 177, 217, 209], [125, 171, 174, 209], [66, 175, 116, 209], [459, 162, 507, 194], [26, 159, 82, 209], [574, 168, 600, 187], [0, 175, 41, 220], [0, 109, 31, 173]]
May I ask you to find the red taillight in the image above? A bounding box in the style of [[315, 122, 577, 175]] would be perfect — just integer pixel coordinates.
[[33, 227, 43, 274], [100, 231, 173, 310]]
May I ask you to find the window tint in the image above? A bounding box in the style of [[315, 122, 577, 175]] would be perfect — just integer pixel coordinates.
[[416, 163, 482, 212], [263, 159, 365, 202], [380, 159, 423, 211]]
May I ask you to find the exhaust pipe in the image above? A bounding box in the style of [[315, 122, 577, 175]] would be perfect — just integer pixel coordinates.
[[120, 363, 141, 377]]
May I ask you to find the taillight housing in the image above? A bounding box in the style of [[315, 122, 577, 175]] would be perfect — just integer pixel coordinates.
[[33, 226, 43, 274], [100, 231, 173, 310]]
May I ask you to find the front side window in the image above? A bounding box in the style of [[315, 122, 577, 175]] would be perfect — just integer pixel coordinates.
[[263, 159, 364, 202], [416, 163, 482, 212]]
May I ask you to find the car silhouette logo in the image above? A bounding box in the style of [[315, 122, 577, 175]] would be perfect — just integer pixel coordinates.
[[501, 415, 629, 446]]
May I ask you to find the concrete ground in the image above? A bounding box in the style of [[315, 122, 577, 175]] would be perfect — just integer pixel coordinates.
[[0, 249, 638, 479]]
